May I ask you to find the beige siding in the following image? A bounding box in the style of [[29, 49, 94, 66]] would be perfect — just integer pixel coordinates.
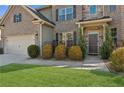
[[3, 6, 39, 36], [120, 5, 124, 41], [52, 5, 83, 33], [82, 5, 104, 19], [39, 7, 53, 21], [105, 5, 123, 45], [42, 25, 53, 44]]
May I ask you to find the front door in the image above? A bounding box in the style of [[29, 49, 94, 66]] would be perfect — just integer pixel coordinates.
[[88, 32, 98, 54]]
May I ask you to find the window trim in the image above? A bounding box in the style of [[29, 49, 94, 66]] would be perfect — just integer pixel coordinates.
[[58, 32, 74, 46], [110, 5, 116, 12], [89, 5, 97, 15], [14, 13, 22, 23], [58, 7, 73, 21]]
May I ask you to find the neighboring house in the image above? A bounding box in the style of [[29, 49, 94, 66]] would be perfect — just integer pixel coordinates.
[[0, 5, 124, 56]]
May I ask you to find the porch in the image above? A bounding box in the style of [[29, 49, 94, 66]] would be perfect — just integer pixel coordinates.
[[76, 17, 112, 54]]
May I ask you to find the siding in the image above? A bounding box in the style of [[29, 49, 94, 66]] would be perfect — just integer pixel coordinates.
[[3, 6, 39, 36]]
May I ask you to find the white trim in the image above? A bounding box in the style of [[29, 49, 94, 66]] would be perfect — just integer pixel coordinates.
[[88, 5, 97, 17], [76, 18, 112, 25], [57, 32, 73, 46], [39, 22, 44, 56], [88, 31, 99, 54], [58, 6, 73, 21]]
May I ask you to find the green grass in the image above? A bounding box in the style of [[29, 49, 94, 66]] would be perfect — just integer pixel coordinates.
[[0, 64, 124, 87]]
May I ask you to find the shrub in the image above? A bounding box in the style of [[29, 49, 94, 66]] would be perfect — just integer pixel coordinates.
[[68, 45, 82, 60], [100, 42, 112, 59], [42, 43, 53, 59], [27, 45, 40, 58], [54, 44, 66, 60], [110, 47, 124, 72], [0, 48, 3, 54], [100, 26, 113, 59], [78, 27, 87, 59]]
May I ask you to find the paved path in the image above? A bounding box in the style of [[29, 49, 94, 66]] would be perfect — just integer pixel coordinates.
[[0, 54, 109, 71]]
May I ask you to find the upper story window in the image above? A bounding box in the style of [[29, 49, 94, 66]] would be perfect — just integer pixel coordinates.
[[110, 5, 116, 12], [89, 5, 97, 14], [58, 7, 73, 21], [14, 13, 22, 23]]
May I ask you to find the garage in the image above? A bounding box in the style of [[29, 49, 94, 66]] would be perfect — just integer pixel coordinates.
[[4, 34, 35, 56]]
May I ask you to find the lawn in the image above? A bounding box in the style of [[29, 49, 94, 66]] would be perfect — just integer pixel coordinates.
[[0, 64, 124, 87]]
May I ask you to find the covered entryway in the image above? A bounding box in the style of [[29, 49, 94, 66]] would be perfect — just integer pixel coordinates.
[[4, 34, 35, 56], [76, 17, 112, 54], [88, 32, 99, 54]]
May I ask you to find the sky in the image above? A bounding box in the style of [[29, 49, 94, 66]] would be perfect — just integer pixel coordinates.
[[0, 5, 42, 17]]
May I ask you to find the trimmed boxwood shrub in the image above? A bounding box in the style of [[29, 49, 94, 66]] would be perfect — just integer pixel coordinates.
[[68, 45, 82, 60], [54, 44, 66, 60], [42, 43, 53, 59], [110, 47, 124, 72], [27, 45, 40, 58]]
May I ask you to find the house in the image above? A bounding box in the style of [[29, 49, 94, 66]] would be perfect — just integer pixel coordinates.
[[0, 5, 124, 56]]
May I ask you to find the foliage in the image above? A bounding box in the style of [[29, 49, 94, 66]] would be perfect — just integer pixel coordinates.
[[27, 45, 40, 58], [42, 43, 53, 59], [100, 26, 113, 59], [110, 47, 124, 72], [68, 45, 82, 60], [54, 44, 66, 60], [78, 27, 87, 59]]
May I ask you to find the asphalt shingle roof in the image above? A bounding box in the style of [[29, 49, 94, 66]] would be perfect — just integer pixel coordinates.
[[78, 16, 111, 22], [26, 6, 55, 25]]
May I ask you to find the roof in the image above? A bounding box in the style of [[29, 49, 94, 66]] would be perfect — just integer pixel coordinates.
[[26, 6, 55, 25], [36, 5, 51, 10], [78, 16, 111, 22]]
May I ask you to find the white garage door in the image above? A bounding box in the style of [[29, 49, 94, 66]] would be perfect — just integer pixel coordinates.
[[5, 35, 35, 56]]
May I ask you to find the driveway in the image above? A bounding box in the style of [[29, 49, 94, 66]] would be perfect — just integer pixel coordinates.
[[0, 54, 109, 72]]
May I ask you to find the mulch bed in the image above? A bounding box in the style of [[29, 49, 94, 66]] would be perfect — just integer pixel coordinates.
[[103, 60, 124, 76]]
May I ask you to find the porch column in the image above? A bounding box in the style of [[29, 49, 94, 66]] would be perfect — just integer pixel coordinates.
[[39, 22, 44, 56], [103, 24, 106, 42], [77, 24, 81, 44], [81, 27, 84, 36]]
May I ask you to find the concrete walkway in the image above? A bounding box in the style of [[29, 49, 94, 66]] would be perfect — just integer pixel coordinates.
[[0, 54, 109, 72]]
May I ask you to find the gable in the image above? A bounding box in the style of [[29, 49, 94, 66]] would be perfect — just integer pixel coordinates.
[[2, 6, 36, 25], [3, 6, 39, 36]]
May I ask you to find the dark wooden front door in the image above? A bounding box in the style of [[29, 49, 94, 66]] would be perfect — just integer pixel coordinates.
[[88, 33, 98, 54]]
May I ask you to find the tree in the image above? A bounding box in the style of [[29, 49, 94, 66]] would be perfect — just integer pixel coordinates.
[[100, 26, 113, 59], [78, 27, 87, 59]]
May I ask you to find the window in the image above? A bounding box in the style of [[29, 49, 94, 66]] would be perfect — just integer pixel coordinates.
[[58, 7, 73, 21], [89, 5, 97, 14], [14, 13, 22, 23], [58, 9, 65, 21], [58, 32, 75, 46], [111, 28, 117, 46], [66, 7, 73, 20], [110, 5, 116, 12]]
